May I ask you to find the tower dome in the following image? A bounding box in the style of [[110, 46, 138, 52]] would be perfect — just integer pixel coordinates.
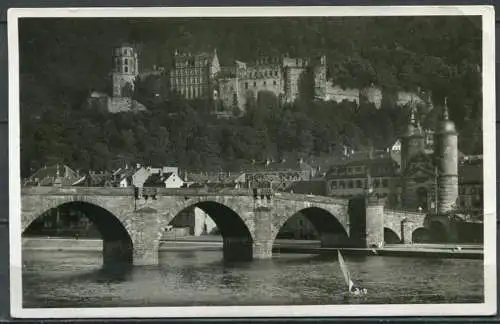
[[436, 98, 457, 135], [400, 103, 425, 171]]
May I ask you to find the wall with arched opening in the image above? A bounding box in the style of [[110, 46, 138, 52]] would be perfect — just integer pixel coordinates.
[[275, 212, 319, 240], [164, 200, 255, 262], [23, 201, 133, 267], [273, 207, 349, 249], [412, 227, 431, 243], [383, 227, 401, 244]]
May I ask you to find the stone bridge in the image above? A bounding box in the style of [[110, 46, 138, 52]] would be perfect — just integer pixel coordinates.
[[21, 187, 448, 266]]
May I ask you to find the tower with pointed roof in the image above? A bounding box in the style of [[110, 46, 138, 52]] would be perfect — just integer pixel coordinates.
[[434, 98, 459, 214], [400, 102, 425, 172]]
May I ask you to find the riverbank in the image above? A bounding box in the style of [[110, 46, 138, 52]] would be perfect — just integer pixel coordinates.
[[22, 237, 484, 259]]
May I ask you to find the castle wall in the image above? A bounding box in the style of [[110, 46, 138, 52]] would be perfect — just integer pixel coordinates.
[[325, 83, 360, 105], [360, 86, 383, 109]]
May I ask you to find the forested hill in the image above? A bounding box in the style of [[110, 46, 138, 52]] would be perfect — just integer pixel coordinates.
[[19, 16, 483, 176]]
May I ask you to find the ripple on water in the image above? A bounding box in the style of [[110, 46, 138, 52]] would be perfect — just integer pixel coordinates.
[[22, 250, 484, 308]]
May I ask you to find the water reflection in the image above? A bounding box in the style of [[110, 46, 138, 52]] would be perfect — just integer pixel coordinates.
[[22, 250, 484, 308]]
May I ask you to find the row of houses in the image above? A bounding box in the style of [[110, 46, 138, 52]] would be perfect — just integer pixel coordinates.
[[24, 157, 322, 191]]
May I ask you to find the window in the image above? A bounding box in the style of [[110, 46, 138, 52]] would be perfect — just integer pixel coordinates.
[[273, 80, 277, 86], [348, 180, 354, 189], [275, 71, 278, 77], [331, 181, 337, 189], [347, 167, 352, 174], [124, 58, 128, 65], [253, 81, 257, 87], [355, 167, 361, 173], [382, 179, 388, 187], [356, 180, 362, 188], [124, 66, 128, 73], [339, 181, 345, 189], [373, 179, 380, 188], [263, 81, 266, 86], [245, 82, 248, 89]]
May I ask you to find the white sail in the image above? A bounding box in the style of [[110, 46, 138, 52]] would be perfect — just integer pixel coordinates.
[[337, 250, 352, 291]]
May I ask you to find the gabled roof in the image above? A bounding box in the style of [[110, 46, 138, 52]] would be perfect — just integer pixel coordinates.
[[114, 168, 135, 181], [26, 164, 80, 186], [143, 173, 164, 187]]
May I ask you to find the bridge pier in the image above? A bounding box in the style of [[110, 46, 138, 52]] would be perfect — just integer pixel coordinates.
[[128, 209, 163, 266], [401, 221, 416, 244], [252, 206, 274, 260], [103, 240, 133, 267], [365, 196, 385, 247], [223, 237, 254, 261], [253, 239, 273, 259]]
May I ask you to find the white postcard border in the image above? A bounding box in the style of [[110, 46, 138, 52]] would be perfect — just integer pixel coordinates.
[[8, 5, 497, 318]]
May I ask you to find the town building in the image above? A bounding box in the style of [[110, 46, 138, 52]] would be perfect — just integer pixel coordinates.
[[325, 151, 401, 206], [324, 99, 469, 217], [24, 164, 81, 187], [242, 158, 317, 192]]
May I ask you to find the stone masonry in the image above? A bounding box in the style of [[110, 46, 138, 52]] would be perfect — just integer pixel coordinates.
[[21, 187, 351, 266]]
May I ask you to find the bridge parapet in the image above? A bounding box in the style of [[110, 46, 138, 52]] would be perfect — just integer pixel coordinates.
[[22, 186, 253, 197], [275, 193, 349, 206], [22, 186, 134, 196], [385, 209, 427, 225]]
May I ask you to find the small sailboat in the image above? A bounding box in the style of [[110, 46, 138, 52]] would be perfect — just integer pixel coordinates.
[[338, 250, 367, 296]]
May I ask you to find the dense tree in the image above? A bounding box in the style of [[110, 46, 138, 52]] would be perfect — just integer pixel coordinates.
[[18, 16, 483, 177]]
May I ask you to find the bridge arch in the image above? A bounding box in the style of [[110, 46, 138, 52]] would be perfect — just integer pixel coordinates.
[[271, 202, 350, 249], [22, 199, 133, 267], [158, 196, 256, 261], [383, 227, 401, 244], [412, 227, 431, 243]]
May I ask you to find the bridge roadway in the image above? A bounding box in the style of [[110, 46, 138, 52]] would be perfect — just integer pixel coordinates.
[[20, 186, 432, 266]]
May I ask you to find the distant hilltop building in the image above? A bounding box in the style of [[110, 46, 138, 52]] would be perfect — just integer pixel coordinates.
[[87, 44, 148, 114], [88, 43, 430, 114], [169, 49, 221, 101]]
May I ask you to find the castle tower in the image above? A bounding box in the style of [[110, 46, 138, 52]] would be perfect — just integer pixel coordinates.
[[434, 98, 458, 214], [313, 55, 327, 99], [400, 103, 425, 210], [400, 104, 425, 172], [112, 44, 139, 97]]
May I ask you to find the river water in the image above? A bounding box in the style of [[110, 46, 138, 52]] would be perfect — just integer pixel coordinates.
[[22, 249, 483, 308]]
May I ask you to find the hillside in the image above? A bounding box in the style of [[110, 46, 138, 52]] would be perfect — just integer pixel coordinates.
[[18, 16, 483, 176]]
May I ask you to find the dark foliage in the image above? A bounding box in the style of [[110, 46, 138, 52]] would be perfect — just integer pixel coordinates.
[[19, 16, 482, 177]]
